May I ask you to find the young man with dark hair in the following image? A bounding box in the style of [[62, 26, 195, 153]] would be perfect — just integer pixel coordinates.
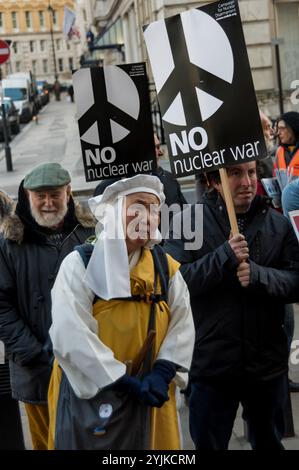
[[165, 161, 299, 450]]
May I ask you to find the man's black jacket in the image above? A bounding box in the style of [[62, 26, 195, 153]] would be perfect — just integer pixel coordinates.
[[0, 184, 95, 403], [164, 191, 299, 382]]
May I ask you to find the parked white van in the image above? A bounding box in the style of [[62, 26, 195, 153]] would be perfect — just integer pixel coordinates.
[[2, 78, 34, 123]]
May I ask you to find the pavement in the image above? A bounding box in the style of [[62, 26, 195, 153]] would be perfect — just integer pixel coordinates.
[[0, 94, 99, 200], [1, 97, 299, 450]]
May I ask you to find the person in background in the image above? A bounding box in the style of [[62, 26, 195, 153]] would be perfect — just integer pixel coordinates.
[[53, 80, 61, 102], [257, 111, 275, 181], [281, 177, 299, 394], [273, 112, 299, 392], [68, 85, 74, 103], [153, 133, 187, 209], [273, 111, 299, 182], [0, 191, 25, 450], [282, 179, 299, 222], [282, 112, 299, 217]]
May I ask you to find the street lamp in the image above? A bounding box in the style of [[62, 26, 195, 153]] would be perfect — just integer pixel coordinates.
[[271, 37, 284, 116], [48, 1, 58, 81]]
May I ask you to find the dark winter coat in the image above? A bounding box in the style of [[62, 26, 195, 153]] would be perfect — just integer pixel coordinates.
[[155, 167, 187, 209], [164, 191, 299, 382], [0, 185, 95, 403]]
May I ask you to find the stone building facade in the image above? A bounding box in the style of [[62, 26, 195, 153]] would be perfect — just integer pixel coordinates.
[[0, 0, 89, 83]]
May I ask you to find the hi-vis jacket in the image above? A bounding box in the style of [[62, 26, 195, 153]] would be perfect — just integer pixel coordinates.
[[273, 145, 299, 178], [48, 247, 195, 450]]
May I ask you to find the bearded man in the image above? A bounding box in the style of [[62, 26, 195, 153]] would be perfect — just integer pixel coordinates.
[[0, 163, 95, 450]]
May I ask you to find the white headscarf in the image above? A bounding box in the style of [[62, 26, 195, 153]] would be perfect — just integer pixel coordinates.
[[84, 175, 165, 300]]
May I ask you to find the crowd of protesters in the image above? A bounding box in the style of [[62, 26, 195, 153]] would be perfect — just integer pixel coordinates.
[[0, 111, 299, 451]]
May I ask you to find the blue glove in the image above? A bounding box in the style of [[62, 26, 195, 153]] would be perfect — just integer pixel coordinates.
[[113, 374, 142, 397], [140, 360, 176, 408]]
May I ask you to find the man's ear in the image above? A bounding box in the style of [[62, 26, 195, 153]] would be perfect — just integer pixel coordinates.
[[66, 184, 72, 201], [211, 180, 221, 192]]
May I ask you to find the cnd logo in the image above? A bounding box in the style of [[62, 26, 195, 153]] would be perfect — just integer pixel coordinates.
[[73, 66, 141, 147], [144, 8, 234, 126]]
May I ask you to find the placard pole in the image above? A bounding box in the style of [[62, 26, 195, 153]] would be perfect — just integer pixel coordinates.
[[219, 168, 239, 236]]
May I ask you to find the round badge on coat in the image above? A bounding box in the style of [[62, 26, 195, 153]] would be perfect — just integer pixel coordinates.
[[99, 403, 113, 419]]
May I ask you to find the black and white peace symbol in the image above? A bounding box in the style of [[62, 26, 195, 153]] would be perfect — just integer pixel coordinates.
[[73, 66, 140, 147], [144, 9, 234, 126]]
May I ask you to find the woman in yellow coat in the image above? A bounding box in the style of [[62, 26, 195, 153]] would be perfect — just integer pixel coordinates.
[[48, 175, 195, 450]]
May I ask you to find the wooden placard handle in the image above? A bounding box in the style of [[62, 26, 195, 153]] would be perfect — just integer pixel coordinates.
[[219, 168, 239, 236]]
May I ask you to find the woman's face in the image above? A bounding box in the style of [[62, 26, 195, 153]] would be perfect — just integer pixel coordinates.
[[123, 192, 160, 254], [277, 120, 296, 145]]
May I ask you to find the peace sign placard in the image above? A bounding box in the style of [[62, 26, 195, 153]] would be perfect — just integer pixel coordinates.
[[144, 0, 267, 178], [73, 63, 156, 182]]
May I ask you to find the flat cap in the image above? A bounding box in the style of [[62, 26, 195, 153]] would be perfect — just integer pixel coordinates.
[[23, 163, 71, 190]]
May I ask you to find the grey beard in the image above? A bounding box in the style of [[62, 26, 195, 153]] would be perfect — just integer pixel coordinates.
[[30, 203, 68, 228]]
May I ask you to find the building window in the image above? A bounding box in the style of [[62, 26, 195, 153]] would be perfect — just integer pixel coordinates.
[[15, 61, 21, 72], [12, 42, 18, 54], [32, 60, 37, 75], [67, 42, 71, 51], [11, 12, 18, 30], [115, 18, 123, 44], [40, 40, 46, 52], [68, 57, 73, 71], [30, 40, 35, 53], [144, 2, 150, 19], [25, 11, 32, 29], [43, 59, 48, 73], [96, 18, 124, 48], [39, 11, 45, 28], [53, 10, 58, 29], [58, 58, 63, 72], [277, 3, 299, 90], [0, 12, 3, 31], [56, 38, 61, 51]]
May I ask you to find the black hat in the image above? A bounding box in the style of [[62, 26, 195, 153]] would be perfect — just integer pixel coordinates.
[[280, 111, 299, 141], [93, 177, 121, 197]]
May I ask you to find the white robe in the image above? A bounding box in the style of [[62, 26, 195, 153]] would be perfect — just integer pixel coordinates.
[[50, 249, 195, 399]]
